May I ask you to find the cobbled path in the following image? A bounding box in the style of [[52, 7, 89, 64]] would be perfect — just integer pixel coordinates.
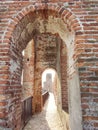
[[23, 93, 64, 130]]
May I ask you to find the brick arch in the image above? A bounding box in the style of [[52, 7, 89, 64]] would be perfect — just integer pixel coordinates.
[[3, 3, 83, 44], [1, 3, 84, 130], [41, 67, 57, 75]]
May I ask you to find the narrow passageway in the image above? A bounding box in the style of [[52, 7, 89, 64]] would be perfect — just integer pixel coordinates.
[[23, 93, 64, 130]]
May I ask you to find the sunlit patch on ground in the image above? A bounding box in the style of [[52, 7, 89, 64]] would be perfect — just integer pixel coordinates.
[[23, 93, 64, 130]]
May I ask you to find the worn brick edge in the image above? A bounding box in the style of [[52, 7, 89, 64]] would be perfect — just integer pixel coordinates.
[[3, 3, 84, 43]]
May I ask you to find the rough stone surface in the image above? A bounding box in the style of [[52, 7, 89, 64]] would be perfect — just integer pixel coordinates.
[[22, 40, 35, 99]]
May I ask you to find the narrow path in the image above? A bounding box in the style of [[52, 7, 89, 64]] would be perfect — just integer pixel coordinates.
[[23, 93, 64, 130]]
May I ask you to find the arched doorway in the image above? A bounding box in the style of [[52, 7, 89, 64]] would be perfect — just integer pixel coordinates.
[[1, 4, 83, 130], [42, 69, 56, 93], [41, 68, 61, 108]]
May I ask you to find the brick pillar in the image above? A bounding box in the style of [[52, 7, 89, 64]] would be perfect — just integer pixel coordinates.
[[60, 42, 68, 112], [0, 44, 11, 129], [0, 43, 22, 130]]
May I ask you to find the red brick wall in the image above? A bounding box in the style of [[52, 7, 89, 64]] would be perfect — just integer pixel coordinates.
[[0, 0, 98, 130], [60, 41, 68, 112]]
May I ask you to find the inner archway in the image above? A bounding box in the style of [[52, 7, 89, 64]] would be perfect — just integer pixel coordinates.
[[42, 69, 55, 93], [41, 68, 61, 108]]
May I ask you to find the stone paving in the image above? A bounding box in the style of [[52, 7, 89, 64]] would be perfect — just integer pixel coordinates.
[[23, 93, 64, 130]]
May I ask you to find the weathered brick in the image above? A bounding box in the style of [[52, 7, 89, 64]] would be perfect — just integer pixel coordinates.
[[0, 0, 98, 130]]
